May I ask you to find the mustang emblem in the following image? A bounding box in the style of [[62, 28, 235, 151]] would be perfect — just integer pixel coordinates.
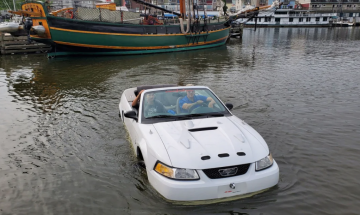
[[218, 167, 238, 177]]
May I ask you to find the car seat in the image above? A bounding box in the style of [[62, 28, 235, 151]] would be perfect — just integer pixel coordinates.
[[176, 97, 183, 114]]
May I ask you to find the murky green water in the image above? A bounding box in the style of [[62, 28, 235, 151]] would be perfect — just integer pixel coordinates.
[[1, 27, 360, 215]]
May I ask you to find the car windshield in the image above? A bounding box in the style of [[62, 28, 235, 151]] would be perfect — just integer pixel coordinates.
[[141, 88, 231, 122]]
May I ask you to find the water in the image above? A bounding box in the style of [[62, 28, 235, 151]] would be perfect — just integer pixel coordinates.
[[1, 27, 360, 215]]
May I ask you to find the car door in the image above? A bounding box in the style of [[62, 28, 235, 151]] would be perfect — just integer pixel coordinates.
[[124, 96, 145, 152]]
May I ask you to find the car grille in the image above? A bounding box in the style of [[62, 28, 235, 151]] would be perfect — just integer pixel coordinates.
[[202, 164, 251, 179]]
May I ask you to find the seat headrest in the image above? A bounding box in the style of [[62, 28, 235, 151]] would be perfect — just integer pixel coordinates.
[[135, 84, 177, 96]]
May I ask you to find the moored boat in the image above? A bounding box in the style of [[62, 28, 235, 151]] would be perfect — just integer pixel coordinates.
[[5, 1, 231, 57], [235, 9, 336, 27]]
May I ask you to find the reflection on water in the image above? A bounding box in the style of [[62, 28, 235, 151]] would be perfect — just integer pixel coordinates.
[[1, 27, 360, 215]]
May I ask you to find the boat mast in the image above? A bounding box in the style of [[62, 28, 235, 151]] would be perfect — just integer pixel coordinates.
[[179, 0, 186, 18]]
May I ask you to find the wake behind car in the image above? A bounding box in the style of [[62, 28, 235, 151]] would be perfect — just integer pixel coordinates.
[[119, 85, 279, 201]]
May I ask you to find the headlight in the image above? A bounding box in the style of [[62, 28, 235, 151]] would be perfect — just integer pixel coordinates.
[[154, 161, 200, 180], [255, 153, 274, 171]]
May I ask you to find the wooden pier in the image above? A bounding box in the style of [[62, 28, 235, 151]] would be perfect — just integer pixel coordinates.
[[0, 33, 51, 55], [230, 23, 243, 39]]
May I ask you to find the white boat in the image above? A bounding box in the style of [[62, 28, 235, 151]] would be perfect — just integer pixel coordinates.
[[332, 20, 355, 27], [0, 22, 20, 33], [0, 15, 26, 36], [236, 8, 336, 27]]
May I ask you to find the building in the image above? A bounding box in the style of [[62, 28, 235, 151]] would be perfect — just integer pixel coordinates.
[[294, 0, 360, 22], [235, 0, 269, 12]]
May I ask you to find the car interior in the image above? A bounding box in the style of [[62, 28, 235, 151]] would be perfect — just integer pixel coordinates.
[[131, 85, 221, 116]]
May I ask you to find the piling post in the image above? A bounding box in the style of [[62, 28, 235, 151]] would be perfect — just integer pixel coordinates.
[[1, 33, 4, 55], [254, 17, 257, 31], [239, 24, 243, 39]]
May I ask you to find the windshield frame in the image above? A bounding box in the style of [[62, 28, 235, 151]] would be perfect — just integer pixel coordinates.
[[139, 86, 232, 124]]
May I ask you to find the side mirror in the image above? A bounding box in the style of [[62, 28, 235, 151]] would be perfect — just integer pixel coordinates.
[[124, 110, 138, 121], [225, 103, 233, 110]]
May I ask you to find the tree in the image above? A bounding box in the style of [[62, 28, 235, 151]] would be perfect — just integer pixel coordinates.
[[0, 0, 19, 11], [114, 0, 123, 6], [0, 0, 47, 11]]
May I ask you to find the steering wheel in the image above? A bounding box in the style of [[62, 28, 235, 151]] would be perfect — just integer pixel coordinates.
[[187, 101, 208, 113], [190, 107, 214, 114], [190, 101, 222, 113]]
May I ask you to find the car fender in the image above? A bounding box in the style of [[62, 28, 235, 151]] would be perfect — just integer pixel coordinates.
[[138, 125, 172, 167], [137, 138, 148, 161], [138, 137, 170, 172]]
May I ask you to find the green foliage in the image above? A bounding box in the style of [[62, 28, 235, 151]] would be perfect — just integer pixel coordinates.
[[114, 0, 122, 6], [0, 0, 49, 12], [0, 0, 21, 11]]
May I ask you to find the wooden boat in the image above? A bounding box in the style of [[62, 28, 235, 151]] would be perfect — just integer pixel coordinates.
[[6, 1, 230, 57]]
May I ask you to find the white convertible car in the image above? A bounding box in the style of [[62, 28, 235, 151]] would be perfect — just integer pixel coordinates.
[[119, 85, 279, 201]]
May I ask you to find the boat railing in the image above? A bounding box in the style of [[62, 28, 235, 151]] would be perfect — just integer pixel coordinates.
[[281, 12, 336, 17], [48, 6, 226, 26], [289, 14, 306, 17], [302, 7, 360, 12], [273, 14, 288, 17], [49, 7, 144, 24]]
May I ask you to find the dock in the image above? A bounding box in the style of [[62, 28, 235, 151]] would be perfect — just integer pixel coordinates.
[[230, 23, 243, 39], [0, 33, 51, 55]]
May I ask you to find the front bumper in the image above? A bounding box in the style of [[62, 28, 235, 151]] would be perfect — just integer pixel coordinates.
[[147, 160, 279, 201]]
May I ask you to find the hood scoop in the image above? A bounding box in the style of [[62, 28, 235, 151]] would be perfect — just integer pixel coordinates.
[[188, 127, 218, 132]]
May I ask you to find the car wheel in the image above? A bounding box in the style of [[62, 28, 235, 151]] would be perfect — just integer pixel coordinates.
[[137, 147, 146, 169]]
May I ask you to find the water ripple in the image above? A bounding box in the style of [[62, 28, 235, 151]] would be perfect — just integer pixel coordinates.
[[1, 28, 360, 214]]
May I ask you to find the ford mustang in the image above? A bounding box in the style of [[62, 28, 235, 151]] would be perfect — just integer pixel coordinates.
[[119, 85, 279, 201]]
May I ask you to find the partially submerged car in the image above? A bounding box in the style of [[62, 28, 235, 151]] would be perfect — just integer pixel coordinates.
[[119, 85, 279, 201]]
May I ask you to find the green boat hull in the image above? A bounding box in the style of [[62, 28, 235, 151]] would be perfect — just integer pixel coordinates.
[[28, 9, 231, 57], [46, 39, 228, 57], [20, 2, 231, 57]]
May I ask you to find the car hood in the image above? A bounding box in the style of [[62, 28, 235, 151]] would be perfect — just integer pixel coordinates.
[[152, 116, 269, 169]]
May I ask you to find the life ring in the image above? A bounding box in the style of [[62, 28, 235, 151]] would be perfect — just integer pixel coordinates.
[[65, 10, 74, 19]]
